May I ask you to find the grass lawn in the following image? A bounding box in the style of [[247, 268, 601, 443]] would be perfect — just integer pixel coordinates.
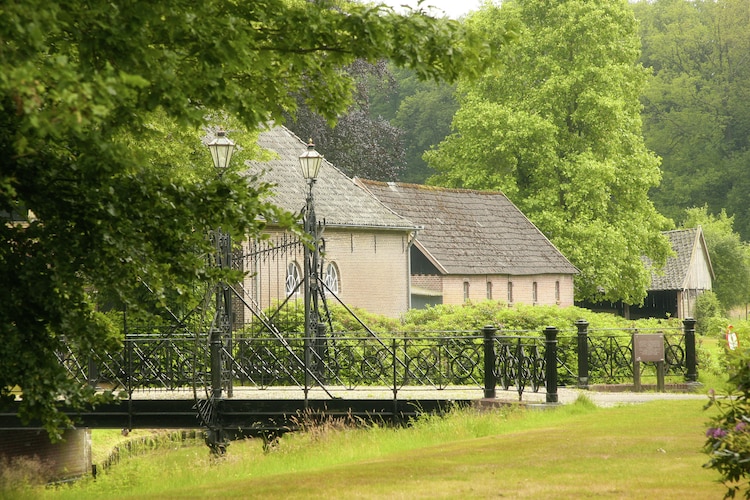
[[37, 396, 729, 499]]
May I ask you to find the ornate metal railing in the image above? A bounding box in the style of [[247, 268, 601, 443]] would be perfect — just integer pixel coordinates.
[[59, 319, 698, 400], [556, 321, 695, 387], [60, 331, 546, 399], [57, 332, 209, 395]]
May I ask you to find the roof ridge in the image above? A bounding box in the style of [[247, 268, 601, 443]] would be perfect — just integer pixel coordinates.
[[358, 178, 508, 197]]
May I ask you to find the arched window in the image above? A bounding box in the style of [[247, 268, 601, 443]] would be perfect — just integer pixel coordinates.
[[324, 262, 340, 295], [286, 262, 301, 297]]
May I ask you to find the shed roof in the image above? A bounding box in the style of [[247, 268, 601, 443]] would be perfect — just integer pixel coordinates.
[[357, 180, 578, 276], [648, 227, 714, 290], [243, 126, 417, 231]]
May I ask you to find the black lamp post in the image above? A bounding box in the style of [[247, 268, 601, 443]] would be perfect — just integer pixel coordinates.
[[205, 129, 235, 454], [299, 140, 324, 392]]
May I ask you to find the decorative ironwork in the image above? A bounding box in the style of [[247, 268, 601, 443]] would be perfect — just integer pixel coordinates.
[[60, 331, 544, 396], [494, 335, 545, 399], [555, 327, 687, 385]]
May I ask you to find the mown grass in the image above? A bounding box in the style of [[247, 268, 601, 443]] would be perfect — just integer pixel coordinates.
[[34, 396, 727, 499]]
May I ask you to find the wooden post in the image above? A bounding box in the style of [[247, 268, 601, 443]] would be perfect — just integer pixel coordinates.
[[633, 333, 665, 393]]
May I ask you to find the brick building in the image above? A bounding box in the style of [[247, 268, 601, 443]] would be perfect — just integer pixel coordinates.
[[242, 125, 577, 318], [356, 181, 578, 309]]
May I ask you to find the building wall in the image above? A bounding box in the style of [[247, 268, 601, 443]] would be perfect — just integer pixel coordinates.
[[242, 228, 411, 319], [437, 273, 575, 307], [678, 288, 705, 319], [0, 429, 91, 482], [325, 229, 411, 317], [686, 241, 713, 291]]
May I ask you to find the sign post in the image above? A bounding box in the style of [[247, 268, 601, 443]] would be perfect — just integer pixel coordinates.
[[633, 334, 665, 392]]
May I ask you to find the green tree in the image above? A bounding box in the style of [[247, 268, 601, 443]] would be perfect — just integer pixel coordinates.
[[634, 0, 750, 240], [367, 65, 459, 184], [0, 0, 504, 436], [425, 0, 672, 304], [393, 77, 458, 183], [683, 206, 750, 311]]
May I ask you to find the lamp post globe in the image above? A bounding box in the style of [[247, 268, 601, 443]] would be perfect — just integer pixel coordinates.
[[208, 130, 236, 174], [299, 139, 323, 181]]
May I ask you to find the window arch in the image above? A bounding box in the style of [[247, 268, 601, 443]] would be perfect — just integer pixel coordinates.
[[286, 262, 301, 297], [324, 262, 340, 295]]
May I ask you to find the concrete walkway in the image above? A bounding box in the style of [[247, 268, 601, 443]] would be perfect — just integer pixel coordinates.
[[516, 387, 707, 407], [127, 385, 709, 408]]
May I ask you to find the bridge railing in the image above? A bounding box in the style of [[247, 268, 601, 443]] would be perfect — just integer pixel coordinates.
[[60, 319, 698, 399], [231, 332, 492, 391], [557, 318, 697, 388]]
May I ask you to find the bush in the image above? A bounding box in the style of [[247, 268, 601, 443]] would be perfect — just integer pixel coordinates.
[[704, 346, 750, 498], [0, 455, 52, 494], [696, 291, 727, 337]]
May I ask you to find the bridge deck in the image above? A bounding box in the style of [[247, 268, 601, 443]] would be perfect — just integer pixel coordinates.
[[0, 386, 542, 431]]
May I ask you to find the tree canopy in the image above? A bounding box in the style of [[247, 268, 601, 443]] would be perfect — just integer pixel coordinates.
[[425, 0, 673, 304], [0, 0, 505, 435], [284, 60, 407, 181], [633, 0, 750, 241]]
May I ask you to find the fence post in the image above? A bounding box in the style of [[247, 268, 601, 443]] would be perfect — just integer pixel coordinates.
[[482, 325, 497, 399], [544, 326, 559, 404], [210, 332, 223, 400], [683, 317, 698, 383], [575, 319, 589, 389], [87, 354, 98, 389]]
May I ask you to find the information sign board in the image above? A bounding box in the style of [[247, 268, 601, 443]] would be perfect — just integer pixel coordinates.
[[633, 334, 665, 362]]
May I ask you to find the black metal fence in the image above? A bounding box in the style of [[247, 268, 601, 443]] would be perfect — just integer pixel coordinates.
[[59, 319, 698, 402]]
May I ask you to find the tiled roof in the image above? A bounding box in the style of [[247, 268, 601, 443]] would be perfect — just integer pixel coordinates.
[[243, 126, 417, 230], [357, 180, 578, 276], [648, 228, 708, 290]]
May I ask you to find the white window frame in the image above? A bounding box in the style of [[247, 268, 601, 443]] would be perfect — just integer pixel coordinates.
[[324, 262, 340, 295], [286, 261, 301, 297]]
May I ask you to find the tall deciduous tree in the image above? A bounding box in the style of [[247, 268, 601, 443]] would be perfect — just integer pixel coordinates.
[[426, 0, 673, 304], [0, 0, 502, 435]]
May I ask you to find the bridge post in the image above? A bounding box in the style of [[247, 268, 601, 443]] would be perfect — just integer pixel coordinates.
[[87, 355, 99, 389], [482, 325, 497, 399], [211, 332, 223, 399], [544, 326, 559, 404], [683, 317, 698, 383], [207, 330, 227, 455], [315, 322, 327, 384], [575, 319, 590, 389]]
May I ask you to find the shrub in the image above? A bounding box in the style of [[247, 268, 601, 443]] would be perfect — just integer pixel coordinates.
[[696, 291, 727, 337], [0, 455, 52, 494], [704, 347, 750, 498]]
